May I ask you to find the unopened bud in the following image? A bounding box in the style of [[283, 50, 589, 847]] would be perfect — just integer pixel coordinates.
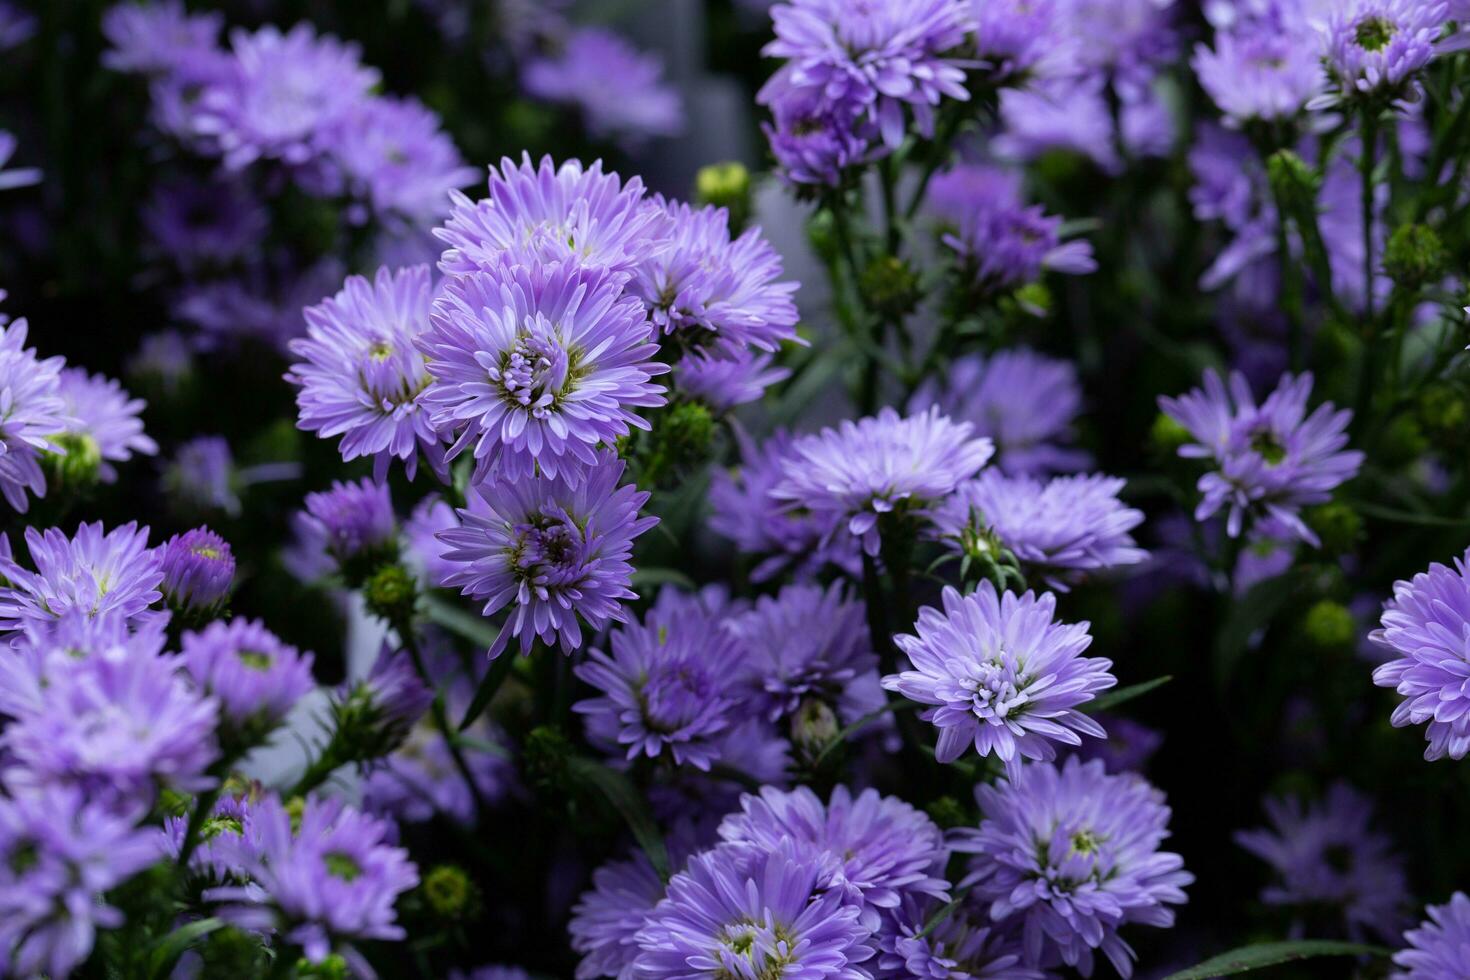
[[422, 863, 480, 921], [43, 432, 101, 493], [364, 563, 417, 625], [1304, 504, 1363, 557], [1150, 413, 1191, 456], [1383, 224, 1445, 288], [695, 162, 752, 230], [859, 255, 921, 319], [1302, 599, 1355, 651]]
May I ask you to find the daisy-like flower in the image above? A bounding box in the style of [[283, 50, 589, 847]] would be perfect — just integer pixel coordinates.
[[0, 521, 163, 632], [1054, 0, 1179, 87], [908, 349, 1088, 476], [1371, 549, 1470, 760], [676, 349, 791, 413], [435, 154, 668, 277], [327, 96, 477, 224], [875, 895, 1046, 980], [575, 599, 742, 771], [54, 367, 157, 483], [420, 261, 668, 485], [632, 838, 875, 979], [1158, 370, 1363, 544], [208, 794, 418, 965], [0, 609, 168, 720], [141, 176, 267, 269], [570, 846, 671, 980], [1193, 23, 1327, 124], [774, 407, 994, 557], [290, 264, 448, 482], [158, 525, 236, 614], [719, 785, 950, 931], [522, 27, 684, 147], [332, 645, 435, 761], [438, 452, 657, 657], [297, 478, 398, 574], [762, 82, 876, 188], [1234, 783, 1408, 942], [1393, 893, 1470, 979], [952, 758, 1193, 978], [0, 317, 70, 513], [882, 584, 1114, 772], [970, 0, 1075, 86], [101, 0, 222, 75], [192, 23, 379, 170], [0, 785, 162, 980], [631, 200, 800, 362], [128, 330, 195, 396], [181, 617, 316, 751], [1322, 0, 1448, 104], [932, 471, 1148, 589]]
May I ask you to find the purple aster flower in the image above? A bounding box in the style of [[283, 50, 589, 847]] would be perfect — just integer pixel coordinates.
[[575, 600, 742, 770], [289, 264, 448, 482], [437, 452, 657, 656], [334, 644, 435, 759], [298, 478, 398, 573], [994, 79, 1122, 174], [773, 407, 995, 557], [1234, 783, 1409, 941], [632, 838, 875, 979], [571, 845, 671, 980], [0, 785, 162, 980], [523, 27, 684, 146], [208, 794, 418, 964], [159, 526, 235, 613], [677, 350, 791, 413], [163, 436, 241, 516], [970, 0, 1076, 86], [0, 521, 163, 632], [908, 350, 1088, 476], [1065, 713, 1163, 774], [1393, 893, 1470, 979], [102, 0, 221, 75], [953, 758, 1192, 978], [55, 367, 157, 482], [192, 23, 379, 170], [175, 258, 347, 354], [0, 317, 69, 512], [1322, 0, 1448, 104], [1371, 549, 1470, 760], [632, 200, 800, 361], [361, 714, 515, 827], [420, 261, 667, 485], [759, 0, 972, 151], [182, 617, 315, 749], [435, 154, 668, 277], [1193, 23, 1327, 123], [0, 131, 40, 191], [3, 643, 219, 802], [1055, 0, 1178, 88], [719, 785, 950, 931], [161, 790, 263, 883], [928, 163, 1096, 292], [1158, 370, 1363, 544], [874, 896, 1045, 979], [882, 584, 1114, 772], [141, 175, 267, 269], [0, 609, 168, 720], [327, 96, 477, 223], [761, 82, 876, 188], [931, 471, 1148, 589], [0, 2, 35, 51]]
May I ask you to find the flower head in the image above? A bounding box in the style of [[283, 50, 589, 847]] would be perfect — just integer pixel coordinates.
[[162, 435, 241, 516], [328, 96, 476, 223], [761, 83, 875, 188], [102, 0, 221, 75], [54, 367, 156, 483], [875, 896, 1045, 979], [0, 318, 70, 512], [1193, 23, 1327, 123], [970, 0, 1075, 85], [677, 350, 791, 413], [159, 526, 236, 613], [298, 478, 398, 575], [523, 27, 683, 146], [1393, 893, 1470, 979], [0, 521, 163, 632], [570, 846, 672, 980], [182, 617, 315, 747], [332, 645, 435, 760], [1323, 0, 1448, 103]]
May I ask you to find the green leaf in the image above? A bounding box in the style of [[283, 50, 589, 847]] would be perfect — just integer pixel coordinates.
[[630, 566, 697, 591], [147, 918, 226, 979], [1087, 676, 1173, 714], [1161, 940, 1391, 979], [1351, 501, 1470, 528], [567, 757, 671, 880], [457, 649, 518, 732], [813, 700, 920, 768], [422, 593, 503, 650]]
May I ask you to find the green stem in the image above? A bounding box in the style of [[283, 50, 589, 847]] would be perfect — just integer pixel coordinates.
[[175, 785, 223, 871], [1352, 109, 1381, 436], [398, 618, 489, 818]]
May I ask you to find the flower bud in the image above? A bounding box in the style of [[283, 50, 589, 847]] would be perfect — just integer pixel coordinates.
[[695, 161, 752, 230], [859, 255, 921, 319], [524, 725, 575, 796], [42, 432, 102, 494], [363, 563, 417, 626], [1383, 223, 1445, 288], [160, 526, 236, 617], [1304, 503, 1363, 557], [422, 863, 481, 921], [332, 645, 433, 761], [790, 697, 841, 769], [1302, 599, 1355, 651]]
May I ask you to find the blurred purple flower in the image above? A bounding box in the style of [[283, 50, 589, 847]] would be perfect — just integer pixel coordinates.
[[55, 367, 157, 482], [1393, 893, 1470, 979], [181, 616, 315, 744], [328, 96, 477, 223], [676, 350, 791, 413], [141, 176, 267, 269], [523, 28, 683, 146], [102, 0, 221, 75]]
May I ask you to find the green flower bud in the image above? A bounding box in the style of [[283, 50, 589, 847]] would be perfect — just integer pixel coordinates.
[[422, 863, 480, 921], [296, 953, 350, 980], [1383, 224, 1445, 288], [1416, 383, 1468, 444], [925, 796, 969, 830], [1012, 282, 1052, 317], [790, 697, 841, 769], [1304, 503, 1363, 556], [524, 725, 575, 796], [1302, 599, 1355, 651], [1150, 412, 1191, 456], [43, 432, 102, 493], [363, 563, 418, 626], [859, 255, 921, 319], [695, 162, 752, 230]]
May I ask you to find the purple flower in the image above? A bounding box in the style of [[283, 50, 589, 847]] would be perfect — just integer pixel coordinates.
[[159, 526, 235, 613], [290, 264, 448, 482], [0, 610, 168, 720], [632, 838, 875, 979], [328, 96, 477, 223], [719, 785, 950, 931], [1159, 370, 1363, 544], [676, 350, 791, 413], [0, 130, 39, 191], [773, 407, 995, 557], [175, 258, 347, 354], [192, 23, 379, 170], [0, 317, 69, 512], [0, 785, 162, 980], [1234, 783, 1408, 941], [1393, 893, 1470, 979], [298, 478, 398, 572], [141, 176, 266, 269], [994, 79, 1121, 174], [632, 200, 800, 361], [953, 758, 1192, 978], [575, 600, 742, 770], [163, 436, 240, 516], [874, 896, 1045, 979], [437, 453, 657, 656], [570, 846, 670, 980], [55, 367, 157, 482], [435, 154, 668, 277], [1322, 0, 1448, 104], [102, 0, 222, 75], [420, 262, 667, 485], [1371, 549, 1470, 760], [208, 794, 418, 964], [1054, 0, 1178, 87], [761, 82, 875, 188], [882, 584, 1114, 771], [161, 789, 264, 882], [0, 2, 35, 52], [523, 27, 684, 146], [931, 471, 1148, 588], [452, 969, 532, 980], [0, 521, 163, 632], [1193, 23, 1326, 123], [361, 715, 515, 827], [337, 645, 435, 756], [182, 617, 315, 745], [908, 349, 1088, 476], [970, 0, 1075, 85]]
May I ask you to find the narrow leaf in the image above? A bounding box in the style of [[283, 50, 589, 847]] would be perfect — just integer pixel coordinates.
[[457, 650, 517, 732], [147, 918, 225, 979], [423, 593, 503, 650], [1087, 676, 1172, 714], [1161, 940, 1391, 979], [567, 757, 671, 880], [813, 700, 920, 768], [630, 566, 697, 591]]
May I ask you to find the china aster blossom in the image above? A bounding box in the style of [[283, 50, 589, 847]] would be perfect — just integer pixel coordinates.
[[435, 154, 668, 277], [932, 471, 1148, 588], [1235, 783, 1409, 941], [762, 82, 876, 188], [571, 846, 671, 980], [882, 584, 1114, 772], [874, 896, 1046, 980], [1055, 0, 1179, 87], [0, 785, 162, 980], [0, 521, 163, 631], [1193, 24, 1327, 123], [1321, 0, 1448, 104], [1392, 893, 1470, 979], [290, 264, 448, 482], [328, 96, 477, 223], [298, 478, 398, 571], [192, 23, 379, 170], [420, 261, 668, 485], [158, 526, 235, 613], [677, 350, 791, 413], [773, 407, 995, 557], [142, 175, 267, 268], [633, 838, 874, 979], [1371, 550, 1470, 760], [55, 367, 157, 482], [181, 617, 315, 745], [1158, 370, 1362, 544], [971, 0, 1075, 85], [0, 609, 166, 724], [993, 80, 1122, 174], [334, 645, 435, 759], [953, 758, 1192, 978], [909, 350, 1088, 476], [0, 317, 69, 512], [632, 200, 800, 361], [208, 794, 418, 964], [719, 785, 950, 931], [101, 0, 222, 75], [523, 27, 684, 146], [438, 453, 657, 657]]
